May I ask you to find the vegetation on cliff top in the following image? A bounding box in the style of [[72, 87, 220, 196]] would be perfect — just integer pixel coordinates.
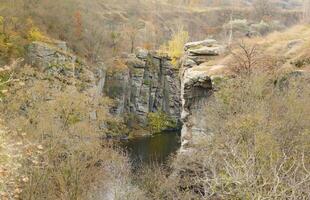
[[159, 28, 189, 67]]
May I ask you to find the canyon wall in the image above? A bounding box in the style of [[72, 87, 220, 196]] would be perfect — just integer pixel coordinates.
[[104, 49, 181, 129], [26, 41, 181, 134]]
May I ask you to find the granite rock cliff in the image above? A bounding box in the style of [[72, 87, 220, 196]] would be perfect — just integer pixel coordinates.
[[104, 48, 181, 129], [180, 39, 227, 149]]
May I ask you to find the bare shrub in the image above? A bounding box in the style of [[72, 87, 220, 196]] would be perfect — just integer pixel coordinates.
[[0, 64, 136, 199], [230, 42, 277, 76], [170, 71, 310, 199], [133, 161, 199, 199], [230, 42, 259, 75], [19, 137, 127, 200]]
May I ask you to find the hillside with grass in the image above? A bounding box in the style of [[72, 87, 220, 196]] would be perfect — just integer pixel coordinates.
[[0, 0, 302, 64], [192, 24, 310, 76]]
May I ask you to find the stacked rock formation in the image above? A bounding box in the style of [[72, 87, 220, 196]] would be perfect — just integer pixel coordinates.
[[180, 39, 226, 149]]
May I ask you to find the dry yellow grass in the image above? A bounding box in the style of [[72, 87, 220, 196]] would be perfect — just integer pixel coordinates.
[[201, 25, 310, 74], [0, 119, 26, 200], [243, 25, 310, 71]]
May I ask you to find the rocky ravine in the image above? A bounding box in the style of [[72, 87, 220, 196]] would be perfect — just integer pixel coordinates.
[[26, 38, 227, 146], [26, 41, 182, 133], [21, 41, 147, 200]]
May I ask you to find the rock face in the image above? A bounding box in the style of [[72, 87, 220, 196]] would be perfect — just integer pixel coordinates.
[[26, 41, 76, 71], [180, 39, 226, 149], [184, 39, 225, 65], [104, 49, 181, 128], [26, 41, 97, 85], [26, 41, 181, 131], [188, 46, 224, 56], [184, 39, 217, 50]]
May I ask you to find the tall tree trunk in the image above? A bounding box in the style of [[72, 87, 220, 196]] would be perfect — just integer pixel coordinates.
[[304, 0, 310, 23], [228, 11, 233, 46]]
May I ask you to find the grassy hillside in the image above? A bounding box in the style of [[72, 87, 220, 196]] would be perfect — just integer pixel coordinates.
[[194, 25, 310, 77], [0, 0, 302, 65]]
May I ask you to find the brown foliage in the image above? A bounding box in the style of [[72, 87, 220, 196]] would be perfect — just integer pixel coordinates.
[[133, 71, 310, 200], [0, 63, 136, 199], [172, 72, 310, 199]]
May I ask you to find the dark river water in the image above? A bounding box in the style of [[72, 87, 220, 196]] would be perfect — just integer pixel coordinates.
[[121, 131, 181, 167]]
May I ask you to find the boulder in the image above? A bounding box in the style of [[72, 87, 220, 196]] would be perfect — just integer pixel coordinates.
[[188, 46, 223, 56], [54, 40, 67, 51], [26, 41, 76, 70], [125, 55, 146, 68], [135, 47, 149, 60], [90, 111, 97, 121], [183, 69, 213, 108], [187, 55, 210, 65], [184, 39, 217, 50], [182, 39, 225, 70], [181, 57, 197, 68], [287, 39, 303, 49]]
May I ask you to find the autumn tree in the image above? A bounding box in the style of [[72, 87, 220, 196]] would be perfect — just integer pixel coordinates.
[[123, 19, 144, 53], [159, 25, 189, 67]]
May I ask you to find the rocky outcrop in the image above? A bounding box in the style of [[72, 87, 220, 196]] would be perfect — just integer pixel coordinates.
[[184, 39, 217, 50], [26, 41, 97, 85], [26, 41, 76, 73], [26, 41, 181, 132], [180, 39, 226, 149], [104, 49, 181, 129], [184, 39, 225, 65]]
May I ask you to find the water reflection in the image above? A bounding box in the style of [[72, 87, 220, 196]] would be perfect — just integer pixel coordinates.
[[121, 131, 181, 167]]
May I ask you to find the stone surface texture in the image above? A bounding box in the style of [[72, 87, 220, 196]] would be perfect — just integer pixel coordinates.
[[180, 39, 226, 150]]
